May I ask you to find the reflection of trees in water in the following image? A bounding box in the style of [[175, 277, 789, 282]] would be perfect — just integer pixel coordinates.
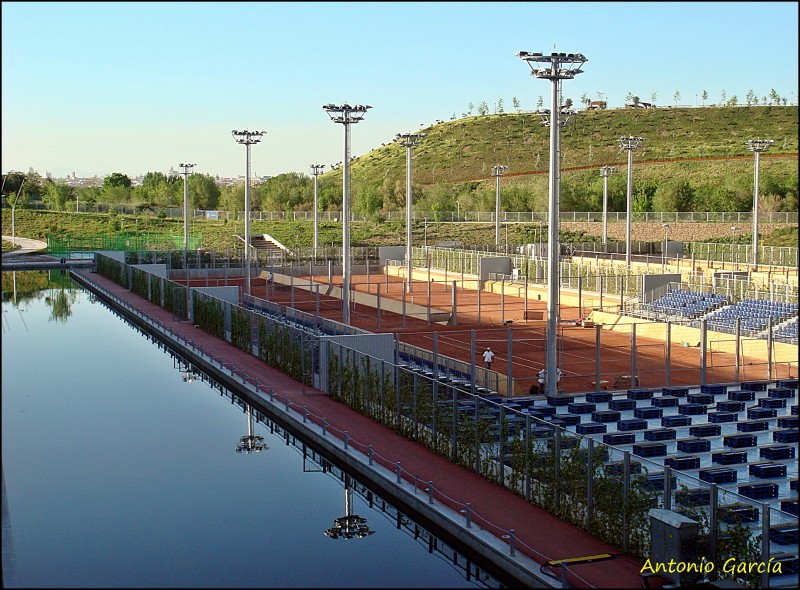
[[2, 271, 77, 323], [46, 286, 77, 323], [2, 271, 50, 304]]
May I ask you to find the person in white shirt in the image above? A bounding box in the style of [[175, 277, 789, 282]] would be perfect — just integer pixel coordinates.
[[538, 368, 563, 390], [482, 347, 495, 370]]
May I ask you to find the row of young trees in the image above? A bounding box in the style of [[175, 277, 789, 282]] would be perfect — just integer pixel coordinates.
[[3, 164, 798, 216], [2, 165, 797, 219], [462, 88, 792, 117]]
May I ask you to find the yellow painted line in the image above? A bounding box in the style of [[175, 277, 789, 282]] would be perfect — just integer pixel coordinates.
[[545, 554, 614, 567]]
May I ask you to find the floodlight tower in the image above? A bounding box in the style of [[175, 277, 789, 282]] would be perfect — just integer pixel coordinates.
[[231, 130, 266, 296], [618, 135, 645, 270], [178, 163, 195, 266], [746, 138, 773, 271], [310, 164, 325, 254], [396, 132, 425, 293], [235, 404, 268, 453], [323, 103, 371, 324], [517, 49, 587, 398], [599, 166, 616, 245], [323, 474, 374, 540], [492, 165, 508, 247]]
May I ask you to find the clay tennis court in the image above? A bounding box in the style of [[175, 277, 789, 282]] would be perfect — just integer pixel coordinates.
[[183, 269, 785, 396]]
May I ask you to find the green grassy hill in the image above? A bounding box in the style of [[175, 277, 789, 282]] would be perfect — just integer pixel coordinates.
[[348, 105, 798, 185], [316, 105, 797, 216]]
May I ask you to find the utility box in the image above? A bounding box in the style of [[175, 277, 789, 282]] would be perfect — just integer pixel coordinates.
[[648, 508, 702, 586]]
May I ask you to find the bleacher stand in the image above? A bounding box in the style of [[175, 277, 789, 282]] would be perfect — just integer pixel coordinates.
[[641, 289, 729, 320], [706, 299, 798, 337]]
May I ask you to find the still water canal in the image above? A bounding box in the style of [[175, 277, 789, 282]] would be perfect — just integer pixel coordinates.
[[1, 271, 499, 588]]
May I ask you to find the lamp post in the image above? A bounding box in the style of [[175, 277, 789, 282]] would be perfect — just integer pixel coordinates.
[[746, 138, 773, 271], [618, 135, 645, 270], [178, 163, 195, 268], [599, 166, 616, 246], [323, 104, 371, 324], [731, 225, 739, 266], [662, 223, 670, 267], [310, 164, 325, 255], [231, 130, 266, 296], [491, 164, 508, 247], [517, 49, 587, 398], [396, 132, 425, 293]]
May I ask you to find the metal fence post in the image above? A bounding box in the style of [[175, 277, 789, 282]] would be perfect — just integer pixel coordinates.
[[709, 483, 718, 564], [623, 450, 630, 551], [525, 414, 531, 502], [555, 426, 562, 515], [586, 438, 594, 525], [735, 318, 741, 382], [700, 320, 707, 386], [665, 321, 672, 386], [767, 316, 773, 381], [761, 503, 770, 589], [595, 325, 601, 391], [507, 327, 513, 398], [664, 465, 672, 511]]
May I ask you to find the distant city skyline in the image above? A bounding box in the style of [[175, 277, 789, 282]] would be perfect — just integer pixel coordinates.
[[2, 2, 798, 180]]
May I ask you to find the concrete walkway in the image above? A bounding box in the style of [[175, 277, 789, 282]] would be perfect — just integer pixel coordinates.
[[1, 235, 48, 257]]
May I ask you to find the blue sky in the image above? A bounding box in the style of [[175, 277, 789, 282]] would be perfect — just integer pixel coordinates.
[[2, 1, 798, 180]]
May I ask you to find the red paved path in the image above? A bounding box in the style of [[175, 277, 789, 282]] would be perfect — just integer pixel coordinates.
[[77, 270, 669, 589]]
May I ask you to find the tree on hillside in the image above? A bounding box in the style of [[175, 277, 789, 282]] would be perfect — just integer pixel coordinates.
[[512, 96, 521, 112], [41, 179, 73, 211], [477, 101, 489, 116], [673, 90, 681, 106], [142, 171, 168, 188], [76, 186, 101, 208], [536, 95, 544, 110], [218, 183, 244, 215], [2, 170, 40, 211], [258, 172, 310, 212], [746, 90, 757, 106], [702, 90, 708, 106], [189, 173, 221, 210], [625, 91, 634, 104], [467, 102, 474, 116], [768, 89, 780, 105], [580, 92, 590, 108], [720, 90, 727, 106], [727, 95, 738, 107], [651, 92, 657, 105], [103, 172, 132, 189], [2, 171, 28, 201], [653, 179, 694, 212]]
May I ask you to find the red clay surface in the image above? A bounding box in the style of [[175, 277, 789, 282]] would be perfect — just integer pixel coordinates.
[[81, 269, 668, 589], [231, 272, 781, 395]]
